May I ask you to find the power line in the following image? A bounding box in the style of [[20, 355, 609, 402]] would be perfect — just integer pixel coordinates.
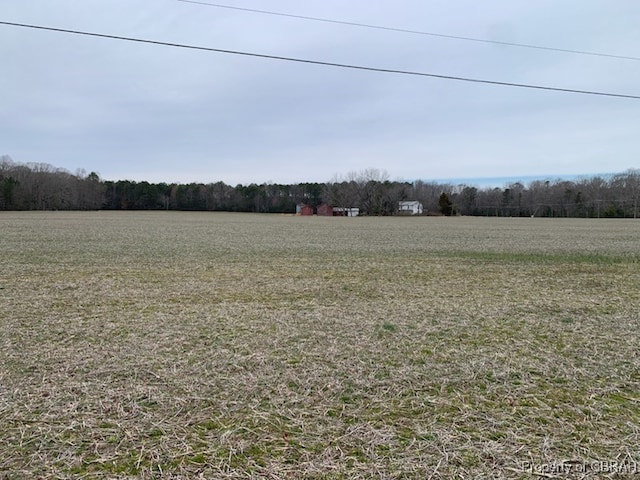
[[1, 20, 639, 100], [177, 0, 640, 62]]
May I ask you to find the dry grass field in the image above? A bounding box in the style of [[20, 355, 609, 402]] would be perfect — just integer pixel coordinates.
[[1, 211, 640, 479]]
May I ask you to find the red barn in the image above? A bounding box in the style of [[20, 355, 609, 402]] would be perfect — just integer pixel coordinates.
[[299, 204, 313, 216], [316, 204, 333, 216]]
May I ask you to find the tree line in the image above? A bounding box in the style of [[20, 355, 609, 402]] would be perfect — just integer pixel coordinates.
[[1, 155, 639, 217]]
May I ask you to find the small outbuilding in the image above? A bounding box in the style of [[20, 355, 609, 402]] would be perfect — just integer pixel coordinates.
[[297, 204, 314, 216], [316, 204, 334, 216], [333, 207, 360, 217]]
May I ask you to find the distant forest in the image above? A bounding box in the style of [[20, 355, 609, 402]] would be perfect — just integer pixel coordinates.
[[1, 155, 639, 217]]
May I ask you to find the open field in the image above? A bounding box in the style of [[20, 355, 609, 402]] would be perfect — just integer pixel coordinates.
[[1, 212, 640, 479]]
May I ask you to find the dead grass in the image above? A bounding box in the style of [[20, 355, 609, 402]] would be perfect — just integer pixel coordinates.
[[1, 212, 639, 478]]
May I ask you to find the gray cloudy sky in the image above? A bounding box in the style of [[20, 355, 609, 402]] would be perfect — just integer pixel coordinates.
[[1, 1, 639, 185]]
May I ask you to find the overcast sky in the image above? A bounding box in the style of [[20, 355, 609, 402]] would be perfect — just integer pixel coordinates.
[[1, 1, 639, 185]]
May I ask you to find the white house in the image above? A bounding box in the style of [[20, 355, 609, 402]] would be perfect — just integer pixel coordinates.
[[398, 201, 423, 215]]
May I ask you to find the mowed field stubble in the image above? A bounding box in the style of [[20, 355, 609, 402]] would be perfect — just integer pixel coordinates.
[[1, 212, 640, 479]]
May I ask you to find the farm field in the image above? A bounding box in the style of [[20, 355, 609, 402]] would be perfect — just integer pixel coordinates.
[[1, 211, 640, 479]]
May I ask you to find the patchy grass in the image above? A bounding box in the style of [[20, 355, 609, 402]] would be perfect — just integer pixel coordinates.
[[1, 212, 639, 478]]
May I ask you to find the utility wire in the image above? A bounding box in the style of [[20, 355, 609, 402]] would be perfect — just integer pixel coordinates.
[[177, 0, 640, 62], [1, 20, 639, 100]]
